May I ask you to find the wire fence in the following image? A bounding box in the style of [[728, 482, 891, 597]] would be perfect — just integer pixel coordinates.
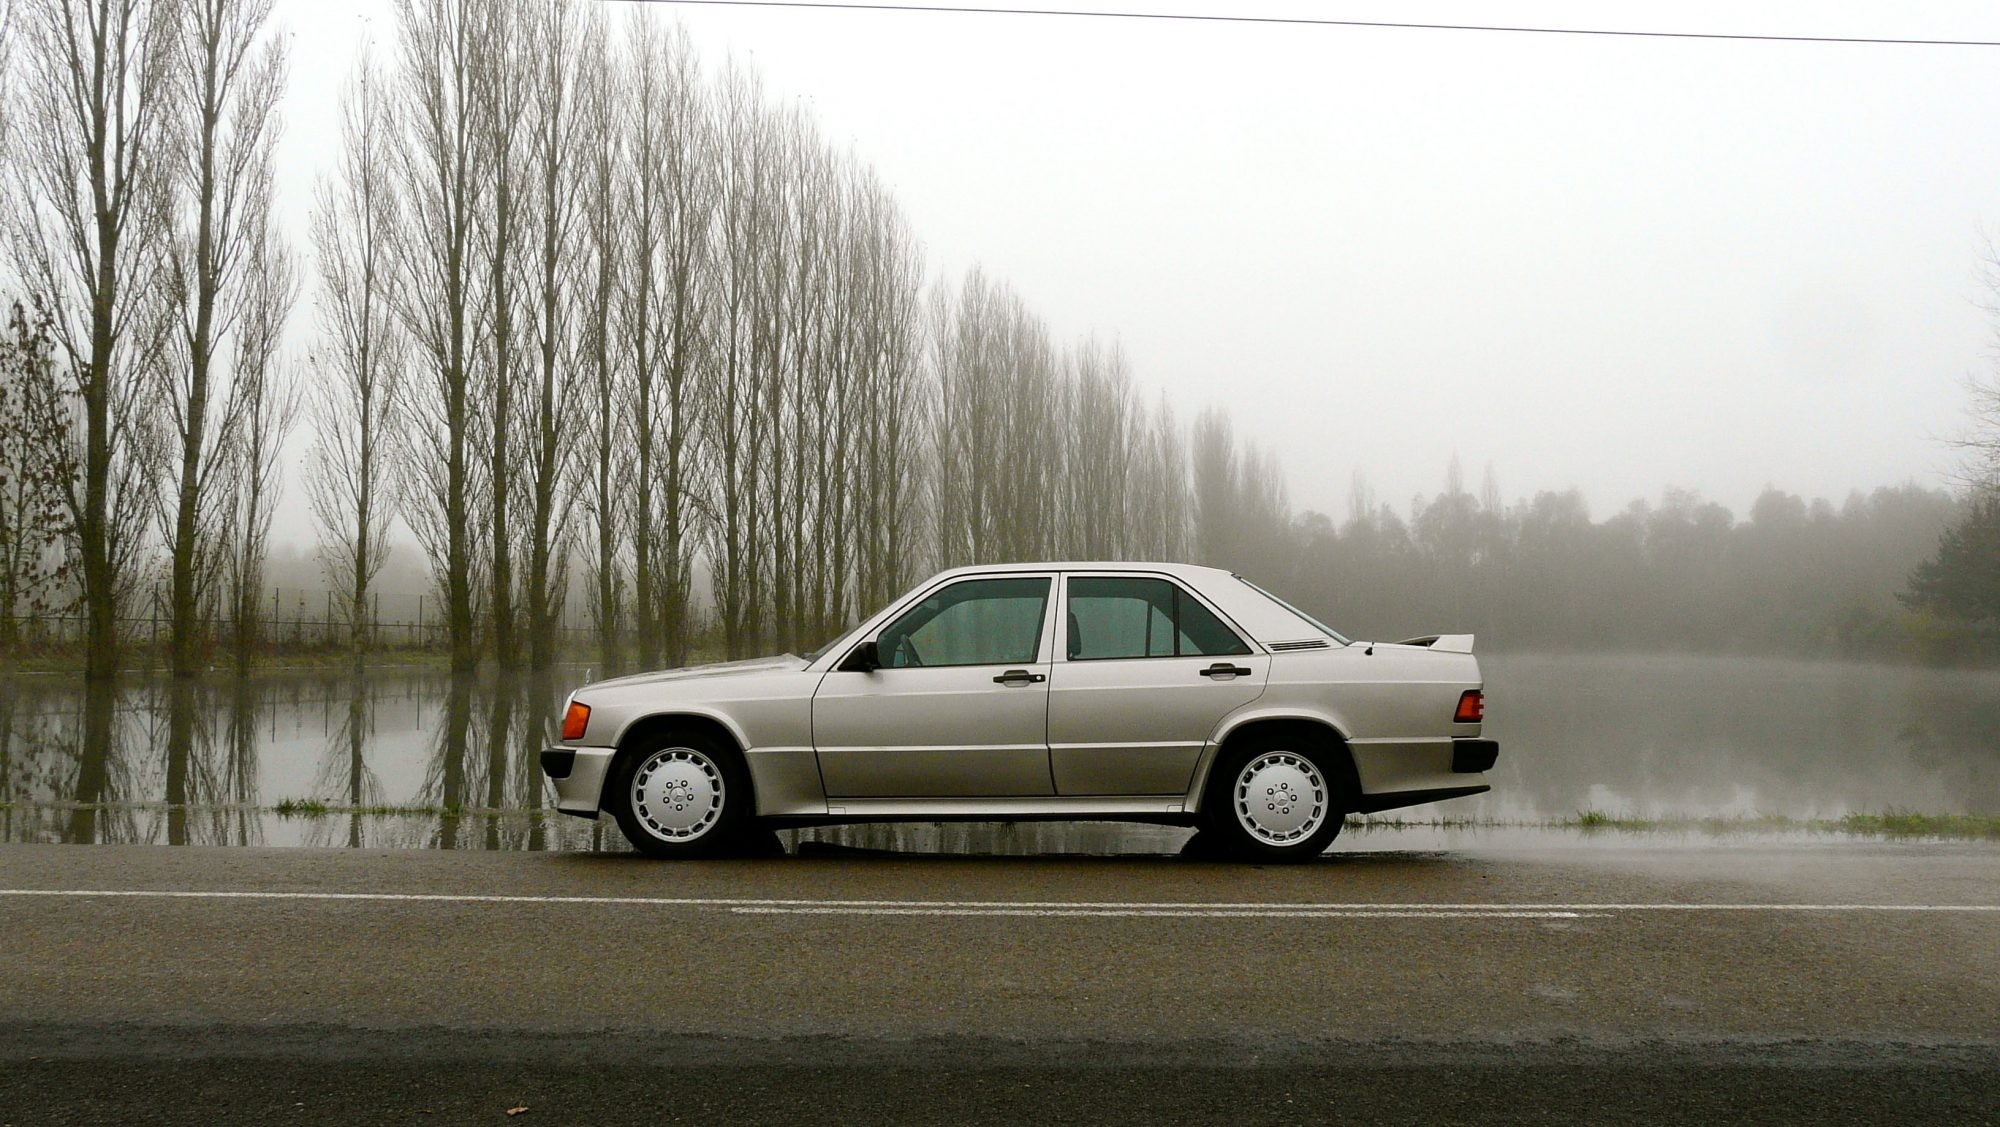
[[2, 587, 596, 657]]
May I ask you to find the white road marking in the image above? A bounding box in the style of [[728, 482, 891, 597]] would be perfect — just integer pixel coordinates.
[[730, 907, 1604, 919], [1, 889, 1999, 918]]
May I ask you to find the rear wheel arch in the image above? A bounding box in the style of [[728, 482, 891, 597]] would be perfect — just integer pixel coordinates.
[[1194, 717, 1359, 816]]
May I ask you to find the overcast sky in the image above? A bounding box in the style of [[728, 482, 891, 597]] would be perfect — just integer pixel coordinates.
[[272, 0, 2000, 531]]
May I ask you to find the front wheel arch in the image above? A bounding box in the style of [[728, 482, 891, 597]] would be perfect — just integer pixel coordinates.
[[606, 716, 756, 856]]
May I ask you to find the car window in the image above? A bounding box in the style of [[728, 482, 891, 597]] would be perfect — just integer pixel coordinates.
[[875, 577, 1050, 668], [1235, 575, 1351, 645], [1067, 576, 1251, 660]]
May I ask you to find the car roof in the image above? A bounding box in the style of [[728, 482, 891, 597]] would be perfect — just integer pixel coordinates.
[[925, 560, 1235, 582]]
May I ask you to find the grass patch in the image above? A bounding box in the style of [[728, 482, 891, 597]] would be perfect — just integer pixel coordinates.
[[1833, 811, 2000, 839], [273, 798, 330, 817]]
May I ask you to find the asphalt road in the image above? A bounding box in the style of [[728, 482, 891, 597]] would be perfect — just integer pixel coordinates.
[[2, 835, 1998, 1124]]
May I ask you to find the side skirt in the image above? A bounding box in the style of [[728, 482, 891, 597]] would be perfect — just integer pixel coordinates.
[[761, 796, 1193, 829]]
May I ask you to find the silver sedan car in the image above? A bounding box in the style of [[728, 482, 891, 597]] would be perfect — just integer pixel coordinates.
[[540, 562, 1497, 861]]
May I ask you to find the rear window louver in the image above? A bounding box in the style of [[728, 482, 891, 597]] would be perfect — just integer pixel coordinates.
[[1268, 639, 1331, 652]]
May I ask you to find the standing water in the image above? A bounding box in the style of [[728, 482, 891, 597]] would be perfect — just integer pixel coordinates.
[[1, 653, 1996, 850]]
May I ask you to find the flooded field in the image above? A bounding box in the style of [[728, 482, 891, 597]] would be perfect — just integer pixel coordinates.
[[2, 652, 1996, 851]]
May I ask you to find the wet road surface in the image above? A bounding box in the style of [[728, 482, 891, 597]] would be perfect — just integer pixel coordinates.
[[2, 835, 1997, 1123]]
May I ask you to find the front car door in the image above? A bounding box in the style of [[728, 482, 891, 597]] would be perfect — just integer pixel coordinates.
[[1047, 572, 1270, 795], [813, 574, 1057, 798]]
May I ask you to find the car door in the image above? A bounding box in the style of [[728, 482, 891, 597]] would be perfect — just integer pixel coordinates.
[[813, 574, 1057, 798], [1047, 572, 1270, 796]]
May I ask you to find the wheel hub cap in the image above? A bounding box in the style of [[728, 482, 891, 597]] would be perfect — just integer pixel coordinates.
[[1233, 751, 1327, 844], [632, 748, 724, 841]]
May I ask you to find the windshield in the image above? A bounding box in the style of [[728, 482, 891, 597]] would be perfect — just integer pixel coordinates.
[[1235, 576, 1352, 646], [796, 593, 898, 662]]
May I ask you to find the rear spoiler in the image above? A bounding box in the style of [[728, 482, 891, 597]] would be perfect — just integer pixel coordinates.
[[1394, 634, 1475, 654]]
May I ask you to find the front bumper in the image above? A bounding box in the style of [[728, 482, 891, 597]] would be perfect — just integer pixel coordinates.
[[541, 745, 616, 818]]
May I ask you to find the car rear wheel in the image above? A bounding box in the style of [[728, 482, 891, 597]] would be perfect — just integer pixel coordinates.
[[606, 729, 750, 858], [1203, 736, 1347, 862]]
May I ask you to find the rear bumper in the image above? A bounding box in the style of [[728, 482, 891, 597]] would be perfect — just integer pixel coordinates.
[[541, 746, 616, 818], [1451, 738, 1499, 773]]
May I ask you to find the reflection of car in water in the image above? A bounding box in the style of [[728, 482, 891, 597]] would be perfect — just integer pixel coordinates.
[[541, 562, 1496, 861]]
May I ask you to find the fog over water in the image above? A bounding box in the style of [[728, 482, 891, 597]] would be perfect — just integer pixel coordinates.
[[4, 653, 1994, 851]]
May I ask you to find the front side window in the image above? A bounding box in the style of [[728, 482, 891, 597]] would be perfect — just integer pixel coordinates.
[[875, 577, 1050, 668], [1066, 576, 1251, 660]]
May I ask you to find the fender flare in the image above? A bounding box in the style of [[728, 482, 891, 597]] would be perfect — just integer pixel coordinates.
[[1184, 704, 1355, 814], [609, 707, 756, 760]]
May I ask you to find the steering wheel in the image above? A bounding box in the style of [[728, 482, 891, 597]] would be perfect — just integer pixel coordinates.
[[891, 634, 924, 668]]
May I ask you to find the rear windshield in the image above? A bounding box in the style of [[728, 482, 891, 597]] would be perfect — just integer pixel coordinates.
[[1234, 576, 1352, 646]]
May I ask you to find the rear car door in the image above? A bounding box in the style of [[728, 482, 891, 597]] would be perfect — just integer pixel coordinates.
[[813, 574, 1057, 798], [1047, 572, 1269, 796]]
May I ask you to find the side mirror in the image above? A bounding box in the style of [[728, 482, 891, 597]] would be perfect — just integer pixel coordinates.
[[840, 639, 882, 673]]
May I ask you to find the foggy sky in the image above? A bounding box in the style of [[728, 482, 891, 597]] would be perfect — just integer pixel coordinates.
[[271, 0, 2000, 540]]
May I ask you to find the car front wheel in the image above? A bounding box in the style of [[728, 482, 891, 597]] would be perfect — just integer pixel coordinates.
[[1204, 737, 1347, 862], [606, 730, 750, 858]]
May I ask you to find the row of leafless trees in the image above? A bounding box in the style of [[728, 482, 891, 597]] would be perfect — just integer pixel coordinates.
[[0, 0, 1292, 678], [2, 0, 296, 678]]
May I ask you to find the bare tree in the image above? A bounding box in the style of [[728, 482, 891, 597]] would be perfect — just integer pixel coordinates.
[[7, 0, 179, 679], [221, 233, 297, 673], [704, 58, 779, 659], [573, 10, 627, 671], [158, 0, 288, 677], [392, 0, 489, 673], [1061, 338, 1136, 559], [472, 0, 528, 664], [625, 14, 713, 667], [846, 170, 926, 618], [307, 52, 404, 657], [1189, 406, 1239, 568], [518, 0, 583, 670], [1130, 394, 1191, 562], [766, 103, 824, 654]]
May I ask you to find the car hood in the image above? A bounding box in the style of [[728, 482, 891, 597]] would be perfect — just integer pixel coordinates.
[[583, 654, 810, 693]]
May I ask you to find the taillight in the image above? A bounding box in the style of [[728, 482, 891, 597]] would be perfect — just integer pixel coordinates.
[[1454, 690, 1484, 724], [561, 700, 591, 742]]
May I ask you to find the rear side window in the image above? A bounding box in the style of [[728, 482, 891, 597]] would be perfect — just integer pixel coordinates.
[[1066, 576, 1251, 660]]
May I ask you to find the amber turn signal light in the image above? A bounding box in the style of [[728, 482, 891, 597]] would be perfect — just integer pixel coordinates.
[[561, 701, 591, 742], [1454, 690, 1484, 724]]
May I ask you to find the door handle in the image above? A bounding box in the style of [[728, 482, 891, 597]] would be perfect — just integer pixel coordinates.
[[1200, 663, 1252, 679], [993, 669, 1046, 685]]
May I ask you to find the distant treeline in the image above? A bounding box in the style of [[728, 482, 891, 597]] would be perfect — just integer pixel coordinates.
[[1248, 470, 1978, 659]]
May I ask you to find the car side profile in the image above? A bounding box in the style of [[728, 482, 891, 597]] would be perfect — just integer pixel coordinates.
[[540, 562, 1497, 861]]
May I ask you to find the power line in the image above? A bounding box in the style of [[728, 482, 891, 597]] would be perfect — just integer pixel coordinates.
[[617, 0, 2000, 47]]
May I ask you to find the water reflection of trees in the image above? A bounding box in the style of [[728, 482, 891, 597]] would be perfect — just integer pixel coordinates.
[[155, 679, 264, 847], [1, 668, 584, 848], [304, 663, 387, 850], [415, 670, 569, 851], [4, 655, 1997, 850]]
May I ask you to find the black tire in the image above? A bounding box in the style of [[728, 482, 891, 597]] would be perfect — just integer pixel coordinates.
[[605, 726, 753, 859], [1200, 732, 1349, 863]]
